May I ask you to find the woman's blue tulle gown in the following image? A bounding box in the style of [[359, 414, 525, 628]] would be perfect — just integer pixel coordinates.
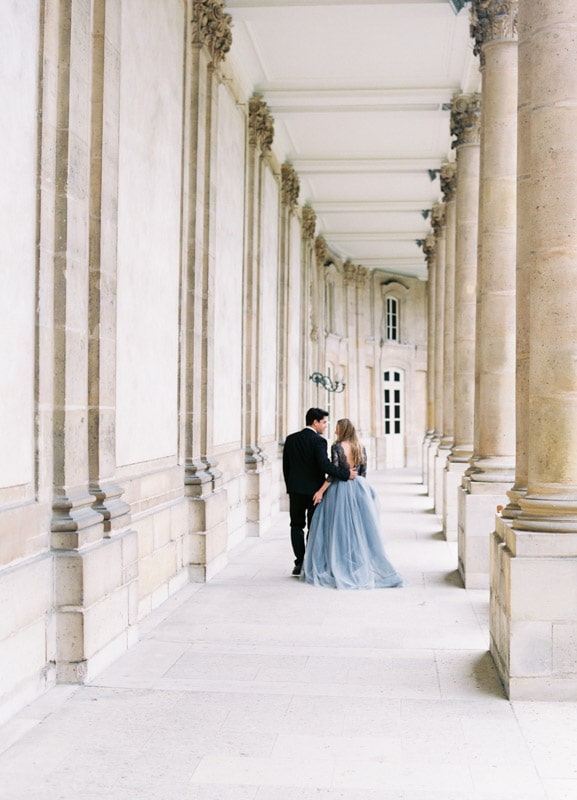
[[301, 443, 403, 590]]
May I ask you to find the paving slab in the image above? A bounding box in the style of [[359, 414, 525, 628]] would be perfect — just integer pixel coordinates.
[[0, 468, 575, 799]]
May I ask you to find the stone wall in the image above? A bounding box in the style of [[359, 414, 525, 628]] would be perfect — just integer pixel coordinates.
[[0, 0, 427, 724]]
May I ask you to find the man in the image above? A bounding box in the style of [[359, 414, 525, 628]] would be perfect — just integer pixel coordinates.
[[283, 407, 356, 576]]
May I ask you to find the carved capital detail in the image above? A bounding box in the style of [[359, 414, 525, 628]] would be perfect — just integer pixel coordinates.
[[440, 162, 457, 203], [451, 93, 482, 148], [344, 261, 357, 286], [430, 203, 445, 235], [423, 233, 436, 263], [281, 163, 300, 208], [315, 236, 328, 265], [302, 206, 316, 240], [248, 95, 274, 153], [191, 0, 233, 65], [471, 0, 518, 65], [356, 266, 369, 288]]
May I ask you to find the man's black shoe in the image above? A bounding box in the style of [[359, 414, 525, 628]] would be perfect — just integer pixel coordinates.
[[292, 564, 302, 576]]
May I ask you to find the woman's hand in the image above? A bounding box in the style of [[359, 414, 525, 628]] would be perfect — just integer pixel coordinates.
[[313, 490, 324, 505]]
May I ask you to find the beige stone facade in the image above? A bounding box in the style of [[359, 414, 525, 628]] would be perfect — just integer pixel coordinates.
[[3, 0, 577, 724], [0, 0, 427, 724]]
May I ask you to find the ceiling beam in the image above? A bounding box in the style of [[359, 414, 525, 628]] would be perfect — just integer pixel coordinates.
[[293, 158, 442, 174], [263, 88, 454, 114], [321, 232, 427, 242], [313, 201, 431, 213], [227, 0, 447, 6]]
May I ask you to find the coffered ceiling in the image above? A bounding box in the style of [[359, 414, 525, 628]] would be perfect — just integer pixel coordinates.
[[226, 0, 479, 280]]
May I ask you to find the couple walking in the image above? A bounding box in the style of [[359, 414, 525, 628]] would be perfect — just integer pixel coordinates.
[[282, 407, 402, 590]]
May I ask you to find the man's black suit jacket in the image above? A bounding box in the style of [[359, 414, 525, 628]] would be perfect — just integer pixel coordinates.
[[283, 427, 349, 495]]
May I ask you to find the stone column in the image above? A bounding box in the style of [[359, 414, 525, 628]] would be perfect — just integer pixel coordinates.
[[447, 94, 481, 550], [440, 163, 457, 538], [492, 0, 577, 700], [459, 0, 518, 588], [243, 95, 275, 535], [431, 203, 446, 514], [183, 0, 232, 578], [422, 234, 437, 493]]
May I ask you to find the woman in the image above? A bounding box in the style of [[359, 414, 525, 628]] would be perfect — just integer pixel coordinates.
[[300, 418, 403, 590]]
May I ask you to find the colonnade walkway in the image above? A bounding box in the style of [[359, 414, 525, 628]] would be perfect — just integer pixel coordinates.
[[2, 469, 577, 800]]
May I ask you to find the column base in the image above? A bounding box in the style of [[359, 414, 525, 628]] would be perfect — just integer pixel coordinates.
[[246, 462, 272, 537], [434, 445, 450, 514], [444, 459, 467, 541], [426, 438, 439, 498], [422, 431, 435, 491], [53, 528, 139, 683], [491, 514, 577, 700], [188, 488, 230, 581], [458, 476, 510, 588]]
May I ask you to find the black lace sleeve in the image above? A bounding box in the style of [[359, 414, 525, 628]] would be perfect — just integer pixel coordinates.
[[328, 442, 348, 481]]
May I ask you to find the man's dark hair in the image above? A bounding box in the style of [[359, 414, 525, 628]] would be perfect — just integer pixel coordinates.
[[305, 407, 329, 426]]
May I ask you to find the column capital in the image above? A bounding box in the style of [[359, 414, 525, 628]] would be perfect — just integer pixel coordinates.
[[441, 162, 457, 203], [471, 0, 518, 65], [248, 95, 274, 154], [451, 93, 482, 148], [431, 203, 445, 234], [344, 261, 357, 286], [191, 0, 233, 65], [356, 266, 369, 288], [302, 206, 316, 240], [315, 235, 328, 264], [423, 233, 436, 263], [281, 163, 300, 209]]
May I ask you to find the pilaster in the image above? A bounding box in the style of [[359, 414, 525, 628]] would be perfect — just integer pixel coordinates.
[[183, 0, 232, 577], [242, 94, 276, 537], [277, 163, 300, 443], [50, 0, 137, 683], [301, 207, 317, 420]]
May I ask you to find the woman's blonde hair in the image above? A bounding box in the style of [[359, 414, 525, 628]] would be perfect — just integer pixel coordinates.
[[335, 418, 365, 467]]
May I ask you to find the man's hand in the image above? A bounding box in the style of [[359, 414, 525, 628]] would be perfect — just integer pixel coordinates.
[[348, 468, 357, 480]]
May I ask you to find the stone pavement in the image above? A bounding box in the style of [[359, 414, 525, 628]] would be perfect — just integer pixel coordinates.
[[1, 468, 577, 800]]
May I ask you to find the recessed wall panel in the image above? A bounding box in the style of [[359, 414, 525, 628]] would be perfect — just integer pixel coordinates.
[[0, 3, 40, 489], [116, 0, 184, 466], [213, 85, 245, 448], [259, 170, 280, 439]]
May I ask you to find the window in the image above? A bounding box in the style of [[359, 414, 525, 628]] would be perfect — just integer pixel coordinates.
[[384, 370, 402, 434], [386, 297, 398, 342], [380, 280, 408, 343]]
